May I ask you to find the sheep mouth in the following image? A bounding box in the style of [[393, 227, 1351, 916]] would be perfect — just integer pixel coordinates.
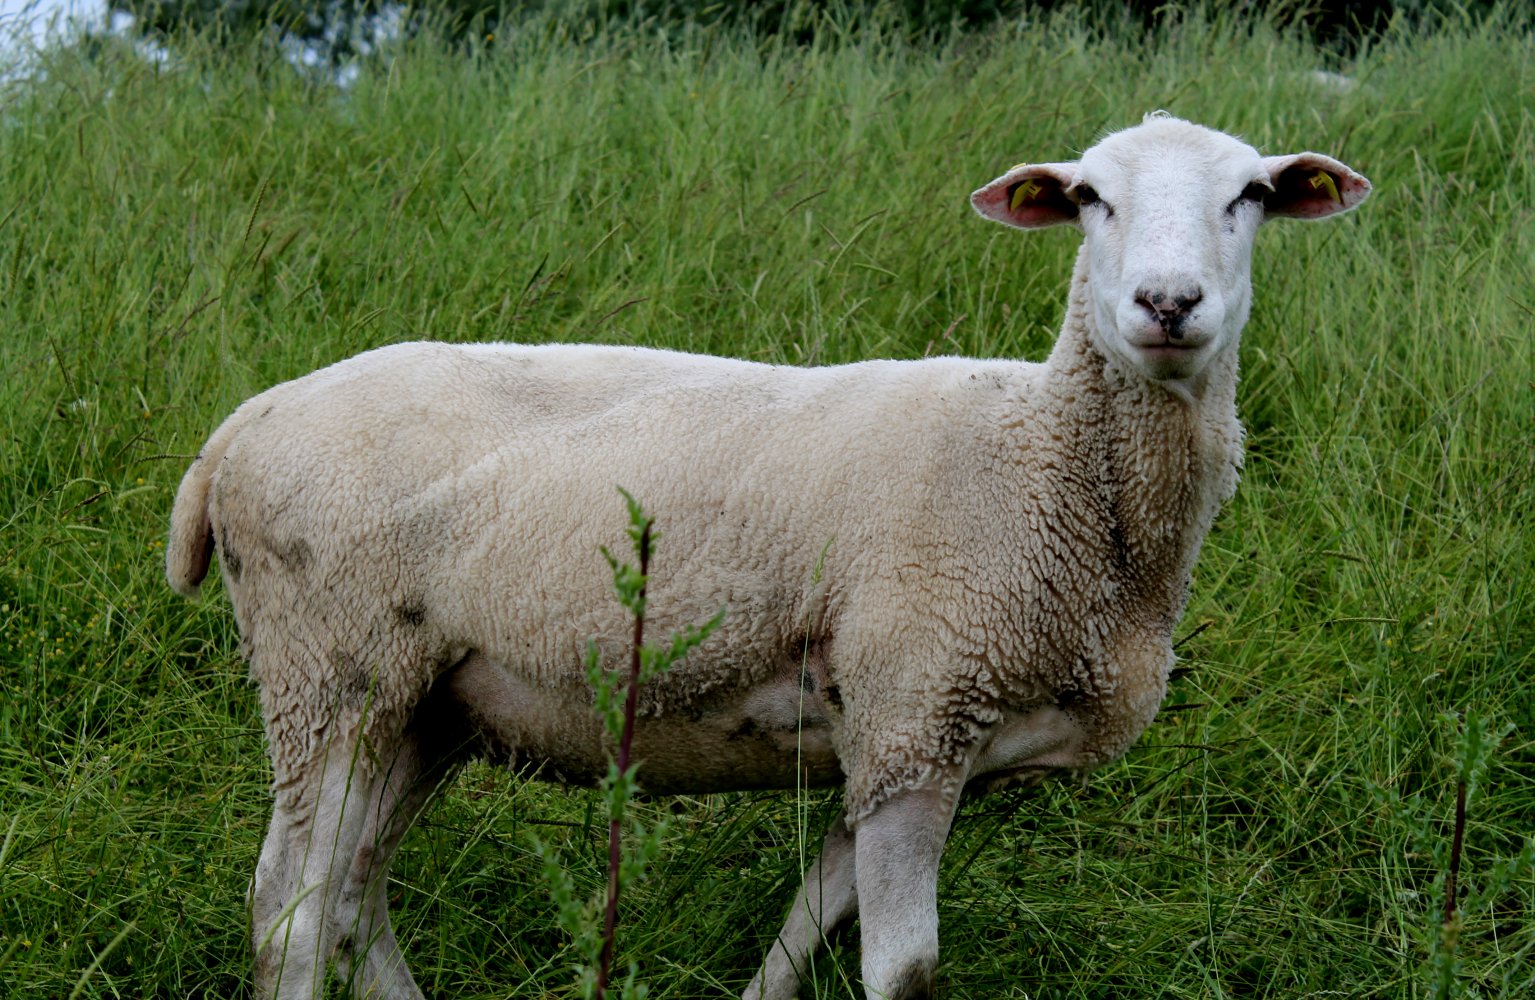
[[1127, 339, 1211, 381], [1131, 339, 1205, 361], [1137, 342, 1201, 358], [1124, 322, 1210, 352]]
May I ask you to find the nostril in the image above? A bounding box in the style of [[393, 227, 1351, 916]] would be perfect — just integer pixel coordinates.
[[1135, 291, 1168, 317], [1135, 287, 1203, 323]]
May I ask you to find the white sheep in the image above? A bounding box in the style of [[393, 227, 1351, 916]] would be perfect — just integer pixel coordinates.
[[165, 113, 1369, 1000]]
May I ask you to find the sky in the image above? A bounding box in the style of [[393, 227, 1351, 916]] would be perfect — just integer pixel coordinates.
[[0, 0, 110, 51], [0, 1, 381, 83]]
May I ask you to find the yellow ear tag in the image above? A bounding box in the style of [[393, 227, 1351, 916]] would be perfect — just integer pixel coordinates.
[[1308, 170, 1342, 204], [1009, 179, 1043, 211]]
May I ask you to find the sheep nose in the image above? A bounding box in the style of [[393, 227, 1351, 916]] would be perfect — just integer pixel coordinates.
[[1134, 287, 1203, 339]]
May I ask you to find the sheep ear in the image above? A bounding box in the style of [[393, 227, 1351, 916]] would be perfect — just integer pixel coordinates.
[[1260, 152, 1371, 220], [970, 162, 1080, 229]]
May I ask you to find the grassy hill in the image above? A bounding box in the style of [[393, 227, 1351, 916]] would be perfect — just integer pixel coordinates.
[[0, 6, 1530, 997]]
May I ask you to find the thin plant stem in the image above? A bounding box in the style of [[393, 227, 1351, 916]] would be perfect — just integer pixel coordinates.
[[596, 517, 651, 1000], [1444, 778, 1467, 926]]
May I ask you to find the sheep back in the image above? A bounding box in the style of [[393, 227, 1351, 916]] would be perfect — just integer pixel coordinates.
[[168, 339, 1223, 821]]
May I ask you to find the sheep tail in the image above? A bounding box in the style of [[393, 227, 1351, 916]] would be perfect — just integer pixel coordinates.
[[165, 400, 261, 597]]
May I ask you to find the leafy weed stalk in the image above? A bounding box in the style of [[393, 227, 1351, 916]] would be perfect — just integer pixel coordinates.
[[537, 489, 723, 1000], [1371, 710, 1535, 999]]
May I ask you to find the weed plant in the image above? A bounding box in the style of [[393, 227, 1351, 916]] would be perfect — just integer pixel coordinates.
[[538, 488, 723, 1000], [0, 4, 1531, 998]]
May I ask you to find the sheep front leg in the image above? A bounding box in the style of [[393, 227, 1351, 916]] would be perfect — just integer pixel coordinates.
[[854, 782, 960, 1000], [743, 814, 858, 1000]]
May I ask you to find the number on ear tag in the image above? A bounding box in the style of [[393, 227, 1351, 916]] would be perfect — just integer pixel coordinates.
[[1009, 179, 1043, 211], [1308, 170, 1342, 204]]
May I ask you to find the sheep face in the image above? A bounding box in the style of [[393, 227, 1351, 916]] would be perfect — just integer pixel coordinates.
[[971, 115, 1369, 389]]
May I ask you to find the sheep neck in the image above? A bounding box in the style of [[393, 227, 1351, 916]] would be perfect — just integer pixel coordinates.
[[1039, 250, 1245, 617]]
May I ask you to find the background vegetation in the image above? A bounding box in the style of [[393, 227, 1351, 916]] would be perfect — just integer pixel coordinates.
[[1, 3, 1531, 997], [108, 0, 1514, 61]]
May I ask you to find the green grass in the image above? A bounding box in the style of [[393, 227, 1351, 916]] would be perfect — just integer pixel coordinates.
[[1, 5, 1532, 998]]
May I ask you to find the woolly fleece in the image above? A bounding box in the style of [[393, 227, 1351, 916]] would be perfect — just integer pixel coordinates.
[[168, 250, 1240, 823]]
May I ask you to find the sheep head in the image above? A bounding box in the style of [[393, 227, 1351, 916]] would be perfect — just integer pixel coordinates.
[[971, 114, 1370, 388]]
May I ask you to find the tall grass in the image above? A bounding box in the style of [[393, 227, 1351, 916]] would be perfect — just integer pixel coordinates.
[[0, 6, 1530, 997]]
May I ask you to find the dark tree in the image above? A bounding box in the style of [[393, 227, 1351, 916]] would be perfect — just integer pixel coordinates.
[[108, 0, 1513, 60]]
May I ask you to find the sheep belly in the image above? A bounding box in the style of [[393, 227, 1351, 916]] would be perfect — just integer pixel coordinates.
[[444, 651, 845, 794]]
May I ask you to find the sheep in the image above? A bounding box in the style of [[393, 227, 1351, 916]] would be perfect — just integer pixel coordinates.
[[165, 113, 1369, 1000]]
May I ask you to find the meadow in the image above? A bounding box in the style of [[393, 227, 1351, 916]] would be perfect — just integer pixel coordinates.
[[0, 5, 1531, 997]]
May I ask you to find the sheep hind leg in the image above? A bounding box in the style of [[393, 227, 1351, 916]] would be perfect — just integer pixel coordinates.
[[334, 677, 475, 999], [744, 814, 858, 1000], [251, 683, 471, 1000], [250, 737, 379, 1000]]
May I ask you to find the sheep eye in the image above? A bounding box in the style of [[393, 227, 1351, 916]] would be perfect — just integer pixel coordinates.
[[1227, 183, 1269, 214], [1074, 184, 1111, 216]]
